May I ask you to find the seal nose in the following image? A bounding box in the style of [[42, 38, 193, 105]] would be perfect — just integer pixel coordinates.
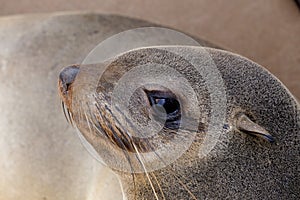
[[59, 65, 80, 95]]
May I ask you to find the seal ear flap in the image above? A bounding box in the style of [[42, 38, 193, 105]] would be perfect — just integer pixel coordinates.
[[236, 113, 275, 143]]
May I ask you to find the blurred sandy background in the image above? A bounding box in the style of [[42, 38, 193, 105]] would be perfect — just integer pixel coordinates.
[[0, 0, 299, 98]]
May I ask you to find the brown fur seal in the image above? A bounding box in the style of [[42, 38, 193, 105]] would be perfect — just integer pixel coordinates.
[[59, 46, 300, 199], [0, 13, 217, 200]]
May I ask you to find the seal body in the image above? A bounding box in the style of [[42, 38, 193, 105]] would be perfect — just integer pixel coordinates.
[[0, 13, 131, 200], [59, 46, 300, 199], [0, 13, 219, 200]]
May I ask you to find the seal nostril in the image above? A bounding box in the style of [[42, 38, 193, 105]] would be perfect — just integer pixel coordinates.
[[59, 65, 80, 94]]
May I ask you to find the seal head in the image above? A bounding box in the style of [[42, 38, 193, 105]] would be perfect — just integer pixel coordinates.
[[58, 46, 300, 199]]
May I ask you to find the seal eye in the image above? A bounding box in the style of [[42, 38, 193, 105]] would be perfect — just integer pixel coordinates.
[[144, 90, 181, 129], [153, 98, 180, 115]]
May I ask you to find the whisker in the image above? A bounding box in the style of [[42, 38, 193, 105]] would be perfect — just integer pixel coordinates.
[[92, 94, 160, 199], [150, 172, 166, 200], [83, 106, 93, 136], [61, 101, 69, 123], [89, 94, 139, 199], [132, 143, 160, 200], [91, 92, 197, 199], [68, 109, 75, 126], [169, 170, 197, 200], [61, 100, 76, 127]]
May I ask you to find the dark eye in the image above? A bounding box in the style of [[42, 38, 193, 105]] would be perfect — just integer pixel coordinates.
[[152, 97, 180, 115], [145, 90, 181, 129]]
